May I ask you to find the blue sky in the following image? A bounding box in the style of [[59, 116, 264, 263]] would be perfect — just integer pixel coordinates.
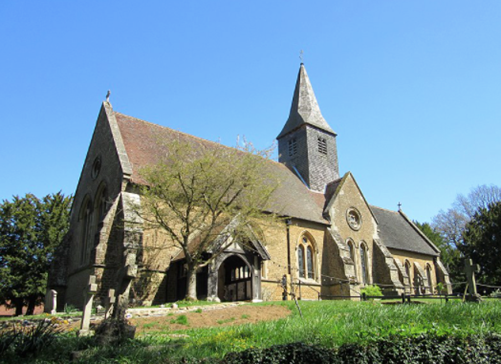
[[1, 1, 500, 223]]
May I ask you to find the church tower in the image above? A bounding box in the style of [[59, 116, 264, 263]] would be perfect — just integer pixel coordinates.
[[277, 64, 339, 192]]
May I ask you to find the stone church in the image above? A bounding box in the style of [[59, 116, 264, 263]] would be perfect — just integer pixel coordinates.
[[50, 64, 451, 309]]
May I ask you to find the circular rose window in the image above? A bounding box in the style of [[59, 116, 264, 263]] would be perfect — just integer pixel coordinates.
[[346, 207, 362, 231], [91, 155, 102, 180]]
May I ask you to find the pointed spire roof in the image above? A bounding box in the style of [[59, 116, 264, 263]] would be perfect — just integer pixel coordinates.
[[277, 64, 336, 139]]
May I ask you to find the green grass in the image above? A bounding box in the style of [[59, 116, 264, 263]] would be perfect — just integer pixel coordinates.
[[217, 317, 235, 325], [170, 314, 189, 326], [0, 311, 83, 321], [7, 300, 501, 363], [156, 300, 501, 360]]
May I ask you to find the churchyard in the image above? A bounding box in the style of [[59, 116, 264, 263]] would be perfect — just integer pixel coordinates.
[[2, 299, 501, 363]]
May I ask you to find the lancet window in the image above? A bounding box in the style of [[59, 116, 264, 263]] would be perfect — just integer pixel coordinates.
[[298, 235, 315, 280]]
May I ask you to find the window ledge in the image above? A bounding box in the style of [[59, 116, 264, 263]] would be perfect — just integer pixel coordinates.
[[298, 278, 321, 286]]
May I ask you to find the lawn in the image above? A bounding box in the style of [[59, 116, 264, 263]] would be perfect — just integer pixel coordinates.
[[3, 299, 501, 363]]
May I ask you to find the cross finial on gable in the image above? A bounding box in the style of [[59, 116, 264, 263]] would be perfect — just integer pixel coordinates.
[[299, 50, 304, 64], [106, 90, 111, 103], [398, 202, 402, 211]]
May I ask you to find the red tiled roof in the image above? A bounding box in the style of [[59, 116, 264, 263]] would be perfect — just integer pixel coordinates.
[[114, 112, 328, 224]]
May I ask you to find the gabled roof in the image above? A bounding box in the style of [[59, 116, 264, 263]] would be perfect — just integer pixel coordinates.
[[277, 64, 336, 139], [371, 206, 440, 256], [114, 111, 328, 224]]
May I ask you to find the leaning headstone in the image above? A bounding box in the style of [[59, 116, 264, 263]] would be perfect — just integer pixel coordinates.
[[78, 275, 98, 336], [464, 259, 482, 302], [104, 289, 116, 319]]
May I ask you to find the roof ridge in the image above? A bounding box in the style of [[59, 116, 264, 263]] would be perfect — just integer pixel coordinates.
[[115, 111, 229, 148], [370, 205, 398, 214], [115, 111, 287, 167]]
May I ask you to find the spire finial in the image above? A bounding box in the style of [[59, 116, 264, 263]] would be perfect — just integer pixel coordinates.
[[299, 50, 304, 64], [398, 202, 402, 211], [106, 90, 111, 103]]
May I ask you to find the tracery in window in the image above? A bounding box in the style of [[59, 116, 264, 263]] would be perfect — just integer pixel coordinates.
[[298, 235, 316, 280]]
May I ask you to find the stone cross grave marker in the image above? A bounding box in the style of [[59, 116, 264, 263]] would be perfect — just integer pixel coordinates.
[[464, 258, 482, 302], [78, 275, 98, 336], [104, 288, 116, 319]]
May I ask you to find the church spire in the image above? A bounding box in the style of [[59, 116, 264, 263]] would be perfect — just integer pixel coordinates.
[[277, 64, 339, 192], [277, 64, 336, 139]]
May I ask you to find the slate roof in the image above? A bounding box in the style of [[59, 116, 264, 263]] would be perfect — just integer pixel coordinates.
[[371, 206, 440, 256], [114, 112, 328, 224], [277, 64, 336, 139]]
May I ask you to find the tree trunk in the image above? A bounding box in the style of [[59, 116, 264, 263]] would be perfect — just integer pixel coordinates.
[[13, 298, 24, 316], [185, 267, 198, 301], [26, 296, 37, 316]]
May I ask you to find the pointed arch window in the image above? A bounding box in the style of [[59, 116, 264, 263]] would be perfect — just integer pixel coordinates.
[[405, 260, 413, 291], [94, 183, 108, 228], [307, 246, 314, 278], [298, 235, 315, 280], [347, 240, 357, 278], [79, 198, 92, 265], [359, 243, 369, 285], [426, 264, 433, 291], [298, 245, 305, 278]]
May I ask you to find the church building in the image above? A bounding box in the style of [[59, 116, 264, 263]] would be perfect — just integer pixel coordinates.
[[49, 64, 451, 308]]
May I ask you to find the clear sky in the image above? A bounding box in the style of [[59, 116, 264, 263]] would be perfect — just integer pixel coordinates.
[[1, 1, 500, 223]]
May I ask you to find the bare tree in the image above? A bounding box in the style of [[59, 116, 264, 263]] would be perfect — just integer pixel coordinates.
[[433, 185, 501, 248], [137, 140, 281, 301], [432, 184, 501, 281]]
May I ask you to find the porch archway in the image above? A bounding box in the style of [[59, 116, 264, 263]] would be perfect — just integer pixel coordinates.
[[217, 255, 253, 302]]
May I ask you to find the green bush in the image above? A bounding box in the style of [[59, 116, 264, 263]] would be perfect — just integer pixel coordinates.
[[360, 285, 383, 298], [222, 333, 501, 364]]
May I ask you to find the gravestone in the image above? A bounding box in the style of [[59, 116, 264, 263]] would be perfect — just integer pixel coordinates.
[[44, 289, 57, 314], [112, 250, 138, 319], [104, 288, 116, 319], [78, 275, 98, 336], [464, 259, 482, 302]]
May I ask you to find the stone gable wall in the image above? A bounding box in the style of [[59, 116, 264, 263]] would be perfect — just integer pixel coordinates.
[[327, 176, 378, 286], [64, 107, 126, 308]]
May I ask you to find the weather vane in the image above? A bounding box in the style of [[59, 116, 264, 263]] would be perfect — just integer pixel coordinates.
[[299, 50, 304, 64]]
